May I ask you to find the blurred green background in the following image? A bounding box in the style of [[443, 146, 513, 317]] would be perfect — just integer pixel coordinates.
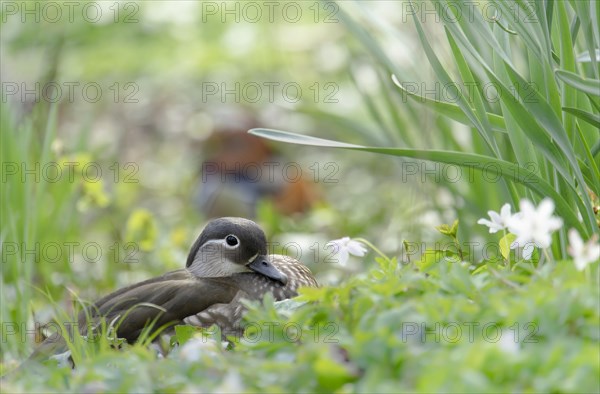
[[2, 1, 471, 345], [2, 2, 598, 390]]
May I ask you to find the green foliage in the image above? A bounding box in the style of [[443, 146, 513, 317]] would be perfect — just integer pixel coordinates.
[[125, 209, 158, 252], [435, 219, 459, 238], [2, 1, 599, 392], [3, 247, 598, 392], [251, 0, 600, 255], [499, 233, 517, 261]]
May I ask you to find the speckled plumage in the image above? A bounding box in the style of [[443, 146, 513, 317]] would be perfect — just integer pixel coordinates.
[[185, 254, 318, 335], [23, 218, 317, 365]]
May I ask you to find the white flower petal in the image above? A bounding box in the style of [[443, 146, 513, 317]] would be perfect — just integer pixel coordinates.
[[499, 203, 512, 221], [519, 199, 535, 214], [477, 218, 499, 232], [478, 204, 513, 233], [522, 243, 535, 260], [488, 211, 502, 223], [477, 218, 490, 226], [537, 236, 552, 249], [547, 217, 563, 231], [568, 229, 584, 251], [568, 230, 600, 271], [537, 198, 555, 217], [326, 236, 366, 266], [346, 240, 367, 257], [337, 249, 349, 266], [507, 198, 563, 256], [506, 213, 524, 235], [511, 234, 530, 247], [326, 237, 349, 248], [587, 247, 600, 263], [574, 258, 587, 271]]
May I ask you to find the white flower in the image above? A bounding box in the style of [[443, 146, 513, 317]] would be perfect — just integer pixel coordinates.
[[568, 229, 600, 271], [507, 198, 563, 260], [477, 203, 513, 233], [326, 237, 367, 266]]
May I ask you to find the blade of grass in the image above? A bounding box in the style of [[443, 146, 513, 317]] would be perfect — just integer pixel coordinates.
[[492, 0, 547, 64], [409, 3, 499, 156], [249, 128, 587, 235], [556, 0, 577, 142], [390, 74, 507, 133], [555, 70, 600, 96], [572, 0, 599, 79], [500, 66, 596, 230], [561, 107, 600, 128]]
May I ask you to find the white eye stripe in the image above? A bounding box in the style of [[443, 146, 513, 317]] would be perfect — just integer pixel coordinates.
[[200, 237, 239, 250], [189, 237, 253, 277], [201, 239, 228, 248]]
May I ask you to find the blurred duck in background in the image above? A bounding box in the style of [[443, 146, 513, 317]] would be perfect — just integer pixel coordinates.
[[195, 109, 318, 218]]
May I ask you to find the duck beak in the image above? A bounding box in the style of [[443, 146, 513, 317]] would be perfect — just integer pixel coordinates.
[[247, 255, 288, 285]]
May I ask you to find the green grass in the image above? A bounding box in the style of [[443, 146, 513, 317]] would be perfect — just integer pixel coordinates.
[[1, 0, 599, 392], [3, 234, 598, 392], [253, 0, 599, 249]]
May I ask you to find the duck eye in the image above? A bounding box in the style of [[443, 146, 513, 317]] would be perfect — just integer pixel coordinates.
[[225, 235, 239, 247]]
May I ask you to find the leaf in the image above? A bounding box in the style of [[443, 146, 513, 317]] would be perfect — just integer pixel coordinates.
[[249, 128, 586, 235], [499, 233, 517, 260], [436, 224, 452, 236], [450, 219, 459, 237], [314, 353, 355, 391], [391, 75, 507, 133], [431, 1, 593, 230], [555, 70, 600, 96], [173, 325, 200, 346], [273, 299, 308, 317], [408, 4, 497, 154], [576, 50, 600, 63], [561, 107, 600, 128], [296, 286, 327, 302], [436, 220, 459, 238], [416, 249, 444, 273]]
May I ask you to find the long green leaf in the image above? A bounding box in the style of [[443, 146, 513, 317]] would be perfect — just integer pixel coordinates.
[[500, 66, 595, 231], [390, 75, 507, 133], [249, 128, 587, 235], [445, 27, 496, 138], [409, 1, 499, 156], [562, 107, 600, 128], [437, 2, 577, 189], [492, 1, 546, 63], [557, 0, 577, 143], [573, 0, 599, 78], [555, 70, 600, 96], [437, 1, 594, 231], [493, 28, 539, 175]]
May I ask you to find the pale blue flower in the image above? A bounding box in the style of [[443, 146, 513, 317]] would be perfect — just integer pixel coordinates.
[[326, 237, 367, 266]]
